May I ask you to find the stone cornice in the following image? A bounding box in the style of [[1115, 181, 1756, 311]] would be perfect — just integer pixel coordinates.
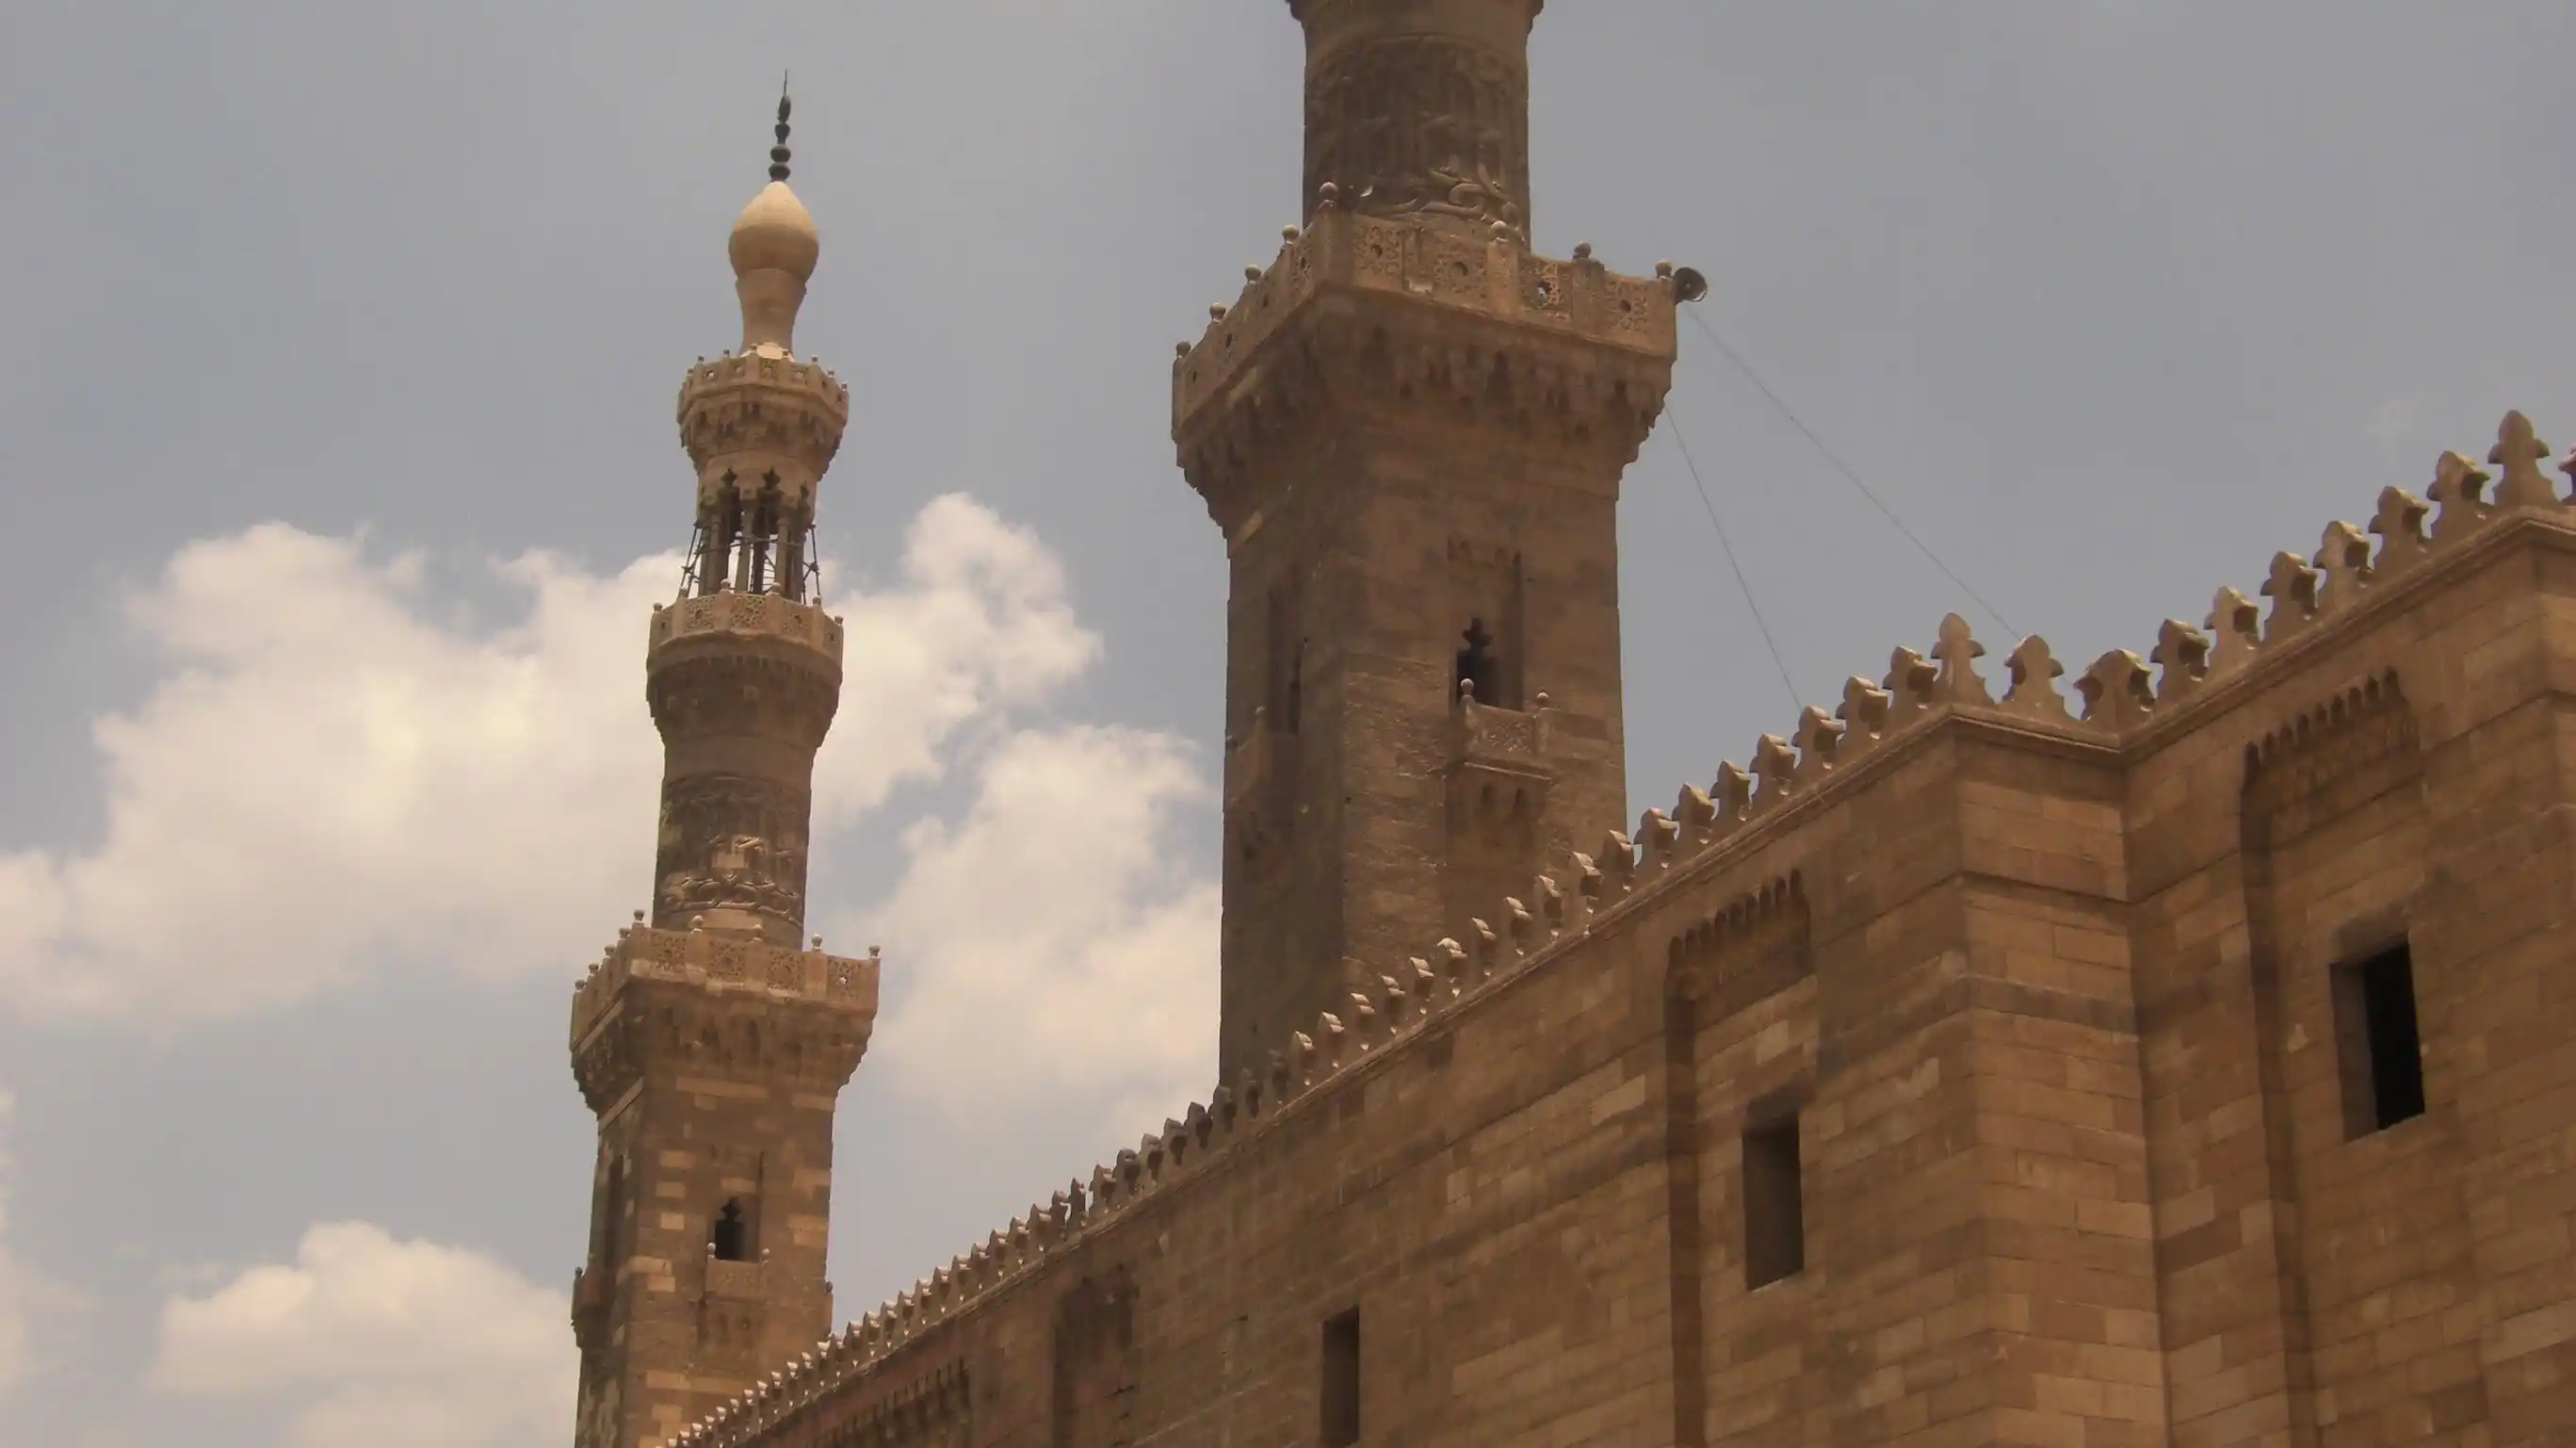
[[677, 350, 851, 482], [1172, 209, 1680, 534], [570, 923, 878, 1052], [1173, 204, 1676, 434]]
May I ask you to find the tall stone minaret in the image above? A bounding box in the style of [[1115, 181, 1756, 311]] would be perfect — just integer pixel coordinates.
[[567, 94, 880, 1448], [1176, 0, 1684, 1079]]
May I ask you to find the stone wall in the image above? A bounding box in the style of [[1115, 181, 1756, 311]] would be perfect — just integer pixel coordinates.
[[674, 414, 2576, 1448]]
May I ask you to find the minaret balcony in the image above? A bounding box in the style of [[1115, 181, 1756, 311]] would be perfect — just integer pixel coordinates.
[[1448, 692, 1555, 849], [647, 591, 845, 670], [676, 351, 851, 478], [570, 923, 879, 1053], [1450, 691, 1553, 778], [703, 1258, 768, 1302], [1173, 203, 1680, 437]]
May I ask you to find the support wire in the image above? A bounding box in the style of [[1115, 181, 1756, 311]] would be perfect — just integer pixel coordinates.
[[1665, 400, 1802, 712], [1683, 306, 2016, 639]]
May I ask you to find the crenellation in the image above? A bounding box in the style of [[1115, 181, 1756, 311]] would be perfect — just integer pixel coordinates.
[[2490, 409, 2558, 510], [2372, 482, 2436, 577], [1714, 758, 1757, 827], [1792, 704, 1846, 781], [1752, 731, 1798, 804], [2150, 618, 2211, 702], [2429, 448, 2495, 541], [2261, 549, 2321, 640], [2002, 635, 2073, 719], [2079, 650, 2157, 731], [1930, 610, 1997, 706], [2313, 518, 2373, 615]]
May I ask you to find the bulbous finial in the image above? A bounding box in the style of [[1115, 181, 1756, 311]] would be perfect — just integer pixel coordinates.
[[727, 80, 818, 355]]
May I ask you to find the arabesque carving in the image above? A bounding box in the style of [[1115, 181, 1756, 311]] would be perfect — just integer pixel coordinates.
[[655, 773, 812, 939], [646, 653, 843, 749], [1304, 36, 1530, 240], [678, 351, 851, 477], [652, 593, 847, 665], [1172, 203, 1677, 439]]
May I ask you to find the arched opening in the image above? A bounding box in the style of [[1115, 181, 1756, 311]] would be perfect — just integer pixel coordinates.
[[1455, 619, 1501, 706], [710, 1197, 756, 1262]]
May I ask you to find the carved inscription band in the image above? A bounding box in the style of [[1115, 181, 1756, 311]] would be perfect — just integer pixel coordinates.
[[1304, 36, 1531, 237], [654, 773, 813, 941]]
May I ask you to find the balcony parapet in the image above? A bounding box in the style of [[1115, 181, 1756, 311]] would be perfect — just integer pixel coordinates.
[[649, 592, 846, 668], [705, 1258, 768, 1302], [677, 351, 850, 478], [1174, 200, 1680, 432], [1451, 689, 1553, 776], [570, 922, 879, 1049]]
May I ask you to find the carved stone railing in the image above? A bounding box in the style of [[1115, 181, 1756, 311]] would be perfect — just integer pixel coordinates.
[[677, 351, 851, 477], [1173, 200, 1679, 426], [705, 1259, 769, 1302], [649, 592, 846, 667], [678, 351, 848, 413], [570, 922, 879, 1048], [1451, 692, 1551, 774]]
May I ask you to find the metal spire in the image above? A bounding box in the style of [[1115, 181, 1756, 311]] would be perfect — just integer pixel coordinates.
[[769, 74, 792, 184]]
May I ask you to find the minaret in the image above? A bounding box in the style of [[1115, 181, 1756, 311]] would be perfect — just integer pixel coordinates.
[[1175, 0, 1684, 1078], [568, 94, 880, 1448]]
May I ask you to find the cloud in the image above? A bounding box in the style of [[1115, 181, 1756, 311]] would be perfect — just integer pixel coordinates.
[[0, 496, 1096, 1024], [150, 1222, 575, 1448], [865, 725, 1221, 1129], [0, 1091, 24, 1400]]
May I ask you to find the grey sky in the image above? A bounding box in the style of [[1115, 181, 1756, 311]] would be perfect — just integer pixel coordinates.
[[3, 3, 2572, 1442]]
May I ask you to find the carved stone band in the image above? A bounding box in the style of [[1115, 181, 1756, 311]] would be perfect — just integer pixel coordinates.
[[1304, 35, 1531, 237], [654, 773, 814, 943], [650, 593, 847, 665], [1173, 207, 1677, 429]]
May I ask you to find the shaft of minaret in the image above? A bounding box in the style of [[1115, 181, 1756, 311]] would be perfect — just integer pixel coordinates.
[[651, 95, 850, 949], [1290, 0, 1541, 239]]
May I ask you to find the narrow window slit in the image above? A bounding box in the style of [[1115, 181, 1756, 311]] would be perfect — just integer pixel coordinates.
[[1320, 1307, 1360, 1446], [2335, 942, 2426, 1136], [1742, 1111, 1805, 1288]]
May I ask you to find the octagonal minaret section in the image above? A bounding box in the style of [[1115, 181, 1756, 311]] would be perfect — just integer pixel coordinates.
[[570, 96, 878, 1448]]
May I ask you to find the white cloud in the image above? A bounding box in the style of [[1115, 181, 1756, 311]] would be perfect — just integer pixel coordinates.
[[0, 495, 1096, 1024], [150, 1222, 575, 1448], [866, 725, 1221, 1129], [0, 1091, 25, 1401]]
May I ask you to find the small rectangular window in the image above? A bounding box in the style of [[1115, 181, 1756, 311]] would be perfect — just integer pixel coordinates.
[[1742, 1113, 1805, 1288], [1320, 1307, 1360, 1446], [2335, 943, 2426, 1136]]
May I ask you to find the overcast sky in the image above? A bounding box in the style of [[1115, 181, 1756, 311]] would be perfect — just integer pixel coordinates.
[[2, 3, 2572, 1443]]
